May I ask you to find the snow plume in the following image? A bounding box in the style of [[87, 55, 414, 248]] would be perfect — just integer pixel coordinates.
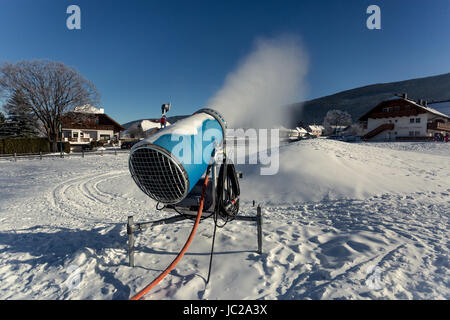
[[208, 35, 308, 128]]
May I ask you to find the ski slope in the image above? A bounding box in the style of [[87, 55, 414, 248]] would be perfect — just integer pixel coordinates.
[[0, 139, 448, 299]]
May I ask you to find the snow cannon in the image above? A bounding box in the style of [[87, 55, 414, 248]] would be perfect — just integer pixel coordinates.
[[128, 108, 227, 206], [126, 108, 262, 275]]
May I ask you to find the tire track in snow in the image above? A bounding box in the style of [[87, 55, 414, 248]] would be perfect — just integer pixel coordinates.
[[48, 171, 128, 224]]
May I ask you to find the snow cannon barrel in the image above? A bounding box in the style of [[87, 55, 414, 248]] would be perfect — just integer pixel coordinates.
[[128, 108, 227, 205]]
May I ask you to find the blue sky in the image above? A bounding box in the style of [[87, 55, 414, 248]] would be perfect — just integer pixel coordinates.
[[1, 0, 449, 124]]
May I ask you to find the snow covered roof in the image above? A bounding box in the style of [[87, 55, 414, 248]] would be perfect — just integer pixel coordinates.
[[360, 97, 450, 121], [73, 104, 104, 114], [62, 111, 125, 131], [308, 125, 324, 131], [427, 100, 450, 117], [296, 127, 308, 134], [410, 100, 449, 119]]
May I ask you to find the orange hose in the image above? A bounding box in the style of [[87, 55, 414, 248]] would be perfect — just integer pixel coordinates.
[[130, 174, 209, 300]]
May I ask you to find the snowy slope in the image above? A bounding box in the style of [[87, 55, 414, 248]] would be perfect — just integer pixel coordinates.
[[0, 140, 448, 300]]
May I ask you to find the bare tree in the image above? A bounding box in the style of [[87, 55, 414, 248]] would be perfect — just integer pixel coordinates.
[[0, 60, 100, 150], [323, 109, 352, 135]]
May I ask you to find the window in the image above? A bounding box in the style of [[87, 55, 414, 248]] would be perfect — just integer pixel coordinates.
[[410, 118, 415, 123], [395, 119, 398, 123], [394, 106, 400, 111], [409, 131, 414, 136], [100, 134, 111, 141], [73, 132, 78, 138], [415, 118, 421, 123], [415, 131, 420, 136]]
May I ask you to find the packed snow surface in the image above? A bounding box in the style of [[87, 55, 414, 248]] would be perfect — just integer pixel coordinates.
[[0, 139, 448, 299]]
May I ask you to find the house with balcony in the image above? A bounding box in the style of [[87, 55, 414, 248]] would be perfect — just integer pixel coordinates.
[[61, 106, 125, 148], [359, 94, 450, 141]]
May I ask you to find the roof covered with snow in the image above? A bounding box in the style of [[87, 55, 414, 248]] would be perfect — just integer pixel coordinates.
[[73, 104, 104, 114], [427, 100, 450, 117], [308, 125, 324, 131], [360, 97, 450, 121]]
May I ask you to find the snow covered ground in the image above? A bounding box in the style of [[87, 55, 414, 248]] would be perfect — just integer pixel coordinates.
[[0, 139, 448, 300]]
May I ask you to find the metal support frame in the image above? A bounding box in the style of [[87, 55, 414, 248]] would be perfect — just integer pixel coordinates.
[[233, 205, 263, 254], [126, 144, 263, 268], [126, 205, 263, 267]]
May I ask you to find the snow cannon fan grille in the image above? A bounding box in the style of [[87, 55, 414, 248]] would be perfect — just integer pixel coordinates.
[[129, 145, 189, 204]]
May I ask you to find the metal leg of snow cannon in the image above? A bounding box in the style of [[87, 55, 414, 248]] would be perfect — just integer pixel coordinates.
[[127, 216, 135, 267], [126, 214, 192, 267], [256, 205, 263, 254], [233, 205, 263, 254]]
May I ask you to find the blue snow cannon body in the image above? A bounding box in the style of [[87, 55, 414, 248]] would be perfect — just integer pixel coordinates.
[[128, 108, 227, 205]]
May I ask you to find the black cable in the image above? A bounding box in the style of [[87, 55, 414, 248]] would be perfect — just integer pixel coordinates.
[[205, 211, 218, 285], [215, 161, 240, 227], [205, 159, 241, 285]]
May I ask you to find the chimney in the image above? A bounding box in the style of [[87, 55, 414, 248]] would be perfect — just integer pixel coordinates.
[[99, 108, 105, 114], [401, 93, 407, 99], [423, 100, 428, 107]]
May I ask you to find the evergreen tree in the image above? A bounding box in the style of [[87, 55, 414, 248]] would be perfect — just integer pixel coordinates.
[[0, 111, 5, 126], [0, 89, 39, 138]]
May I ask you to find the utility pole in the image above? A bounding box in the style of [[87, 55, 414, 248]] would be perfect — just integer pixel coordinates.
[[59, 117, 63, 158]]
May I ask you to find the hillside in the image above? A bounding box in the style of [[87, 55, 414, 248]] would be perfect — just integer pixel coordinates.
[[288, 73, 450, 126]]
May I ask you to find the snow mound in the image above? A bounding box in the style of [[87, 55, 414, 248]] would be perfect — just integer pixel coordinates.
[[238, 139, 449, 204]]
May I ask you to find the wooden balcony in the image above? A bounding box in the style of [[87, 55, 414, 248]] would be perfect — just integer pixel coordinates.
[[427, 122, 450, 132], [66, 137, 91, 143]]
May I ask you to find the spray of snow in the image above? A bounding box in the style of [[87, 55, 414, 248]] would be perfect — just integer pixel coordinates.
[[208, 35, 308, 128]]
